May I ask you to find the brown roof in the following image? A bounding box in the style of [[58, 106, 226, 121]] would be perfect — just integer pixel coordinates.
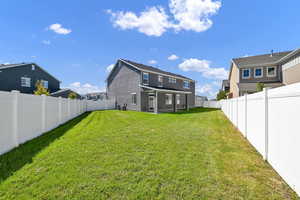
[[232, 51, 293, 67], [121, 59, 193, 81]]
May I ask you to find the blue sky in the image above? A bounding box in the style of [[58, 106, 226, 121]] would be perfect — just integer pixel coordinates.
[[0, 0, 299, 98]]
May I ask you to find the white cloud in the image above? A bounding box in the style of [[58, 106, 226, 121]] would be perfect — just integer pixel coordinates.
[[107, 7, 170, 37], [42, 40, 51, 45], [168, 54, 179, 60], [196, 84, 218, 99], [67, 82, 105, 95], [169, 0, 221, 32], [148, 60, 157, 64], [48, 24, 72, 35], [106, 64, 115, 72], [107, 0, 221, 37], [178, 58, 228, 80]]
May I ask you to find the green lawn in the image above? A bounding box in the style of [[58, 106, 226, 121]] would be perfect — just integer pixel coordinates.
[[0, 108, 298, 200]]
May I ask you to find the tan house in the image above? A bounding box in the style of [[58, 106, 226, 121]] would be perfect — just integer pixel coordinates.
[[228, 49, 300, 98]]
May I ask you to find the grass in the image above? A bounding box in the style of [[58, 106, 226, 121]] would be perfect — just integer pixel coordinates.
[[0, 108, 298, 200]]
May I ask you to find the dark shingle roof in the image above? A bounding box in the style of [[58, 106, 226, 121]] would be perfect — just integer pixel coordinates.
[[232, 51, 293, 67], [121, 59, 193, 81], [0, 62, 60, 82]]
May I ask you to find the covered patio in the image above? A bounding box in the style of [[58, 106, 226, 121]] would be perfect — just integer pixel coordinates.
[[140, 85, 192, 113]]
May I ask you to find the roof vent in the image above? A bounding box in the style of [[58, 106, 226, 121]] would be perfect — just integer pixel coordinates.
[[270, 50, 274, 57]]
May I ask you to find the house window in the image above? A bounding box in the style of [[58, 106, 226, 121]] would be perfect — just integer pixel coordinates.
[[267, 66, 276, 77], [132, 93, 137, 105], [143, 72, 149, 85], [41, 80, 48, 89], [168, 77, 176, 84], [242, 68, 250, 79], [21, 77, 31, 87], [158, 75, 163, 87], [165, 94, 172, 105], [183, 80, 190, 89], [254, 67, 263, 78], [176, 94, 180, 105]]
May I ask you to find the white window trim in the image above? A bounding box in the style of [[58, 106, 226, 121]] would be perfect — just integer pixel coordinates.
[[242, 68, 251, 79], [142, 72, 149, 85], [21, 77, 31, 87], [254, 67, 263, 78], [267, 66, 277, 77], [131, 93, 137, 105], [165, 94, 173, 105]]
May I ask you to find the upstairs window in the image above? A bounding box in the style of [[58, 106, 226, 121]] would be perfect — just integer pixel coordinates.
[[131, 93, 137, 105], [158, 75, 163, 87], [242, 68, 250, 79], [41, 80, 48, 89], [165, 94, 172, 105], [267, 66, 276, 77], [254, 68, 263, 78], [168, 77, 176, 84], [143, 72, 149, 85], [21, 77, 31, 87], [183, 80, 190, 89]]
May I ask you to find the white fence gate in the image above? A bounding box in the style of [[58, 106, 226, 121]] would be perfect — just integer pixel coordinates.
[[221, 82, 300, 196], [195, 99, 221, 109], [0, 91, 115, 156]]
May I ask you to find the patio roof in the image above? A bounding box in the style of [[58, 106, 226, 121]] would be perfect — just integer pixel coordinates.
[[139, 85, 192, 94]]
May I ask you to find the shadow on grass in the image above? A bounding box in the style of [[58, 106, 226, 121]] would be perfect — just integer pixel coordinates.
[[0, 112, 91, 183], [167, 107, 220, 115]]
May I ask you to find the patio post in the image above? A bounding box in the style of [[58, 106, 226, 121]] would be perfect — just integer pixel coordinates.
[[155, 91, 158, 114]]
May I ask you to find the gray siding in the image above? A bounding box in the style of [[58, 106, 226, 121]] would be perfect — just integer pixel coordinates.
[[107, 62, 141, 111], [0, 64, 60, 94]]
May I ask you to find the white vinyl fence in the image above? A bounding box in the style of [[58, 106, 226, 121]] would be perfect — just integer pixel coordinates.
[[195, 99, 221, 109], [87, 98, 116, 112], [0, 90, 115, 156], [221, 82, 300, 196]]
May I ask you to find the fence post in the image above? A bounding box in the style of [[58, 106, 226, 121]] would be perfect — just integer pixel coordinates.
[[68, 98, 71, 119], [263, 88, 269, 161], [41, 94, 46, 133], [244, 93, 248, 139], [236, 98, 239, 127], [12, 90, 19, 147], [58, 97, 62, 124]]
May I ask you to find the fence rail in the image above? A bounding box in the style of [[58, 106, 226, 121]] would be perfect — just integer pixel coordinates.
[[221, 82, 300, 196], [0, 90, 115, 156]]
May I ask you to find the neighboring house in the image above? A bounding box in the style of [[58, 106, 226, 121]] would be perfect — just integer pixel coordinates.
[[84, 92, 107, 101], [107, 59, 195, 113], [0, 63, 60, 94], [50, 89, 82, 99], [221, 80, 230, 93], [228, 49, 300, 97]]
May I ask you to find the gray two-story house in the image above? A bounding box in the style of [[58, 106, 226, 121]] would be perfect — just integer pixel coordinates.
[[107, 59, 195, 113], [0, 63, 60, 94]]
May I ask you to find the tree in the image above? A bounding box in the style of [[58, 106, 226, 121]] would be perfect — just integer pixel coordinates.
[[256, 82, 265, 92], [217, 90, 227, 101], [68, 92, 77, 99], [34, 80, 49, 96]]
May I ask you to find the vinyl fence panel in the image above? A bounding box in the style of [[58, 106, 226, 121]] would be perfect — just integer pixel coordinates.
[[220, 82, 300, 196]]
